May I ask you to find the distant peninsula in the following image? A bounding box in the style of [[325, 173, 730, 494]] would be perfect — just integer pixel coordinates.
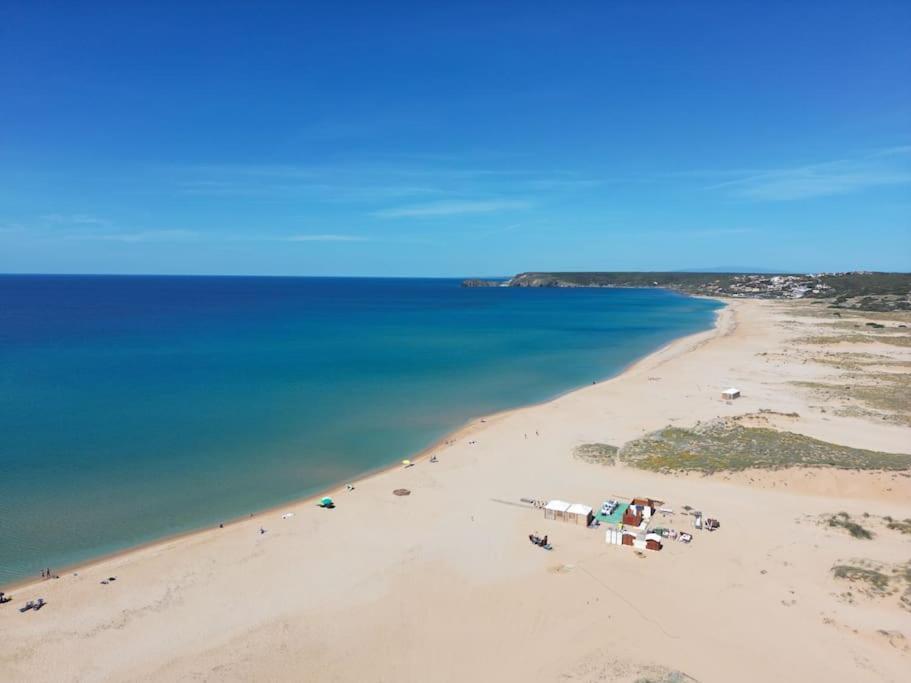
[[460, 278, 507, 288], [462, 271, 911, 311]]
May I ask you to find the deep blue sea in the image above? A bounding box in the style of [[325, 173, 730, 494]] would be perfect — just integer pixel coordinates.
[[0, 276, 721, 584]]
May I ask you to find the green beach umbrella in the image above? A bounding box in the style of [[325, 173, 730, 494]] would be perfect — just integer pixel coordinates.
[[320, 497, 333, 506]]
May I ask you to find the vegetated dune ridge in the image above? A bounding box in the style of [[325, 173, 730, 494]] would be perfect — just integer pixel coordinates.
[[2, 299, 910, 683]]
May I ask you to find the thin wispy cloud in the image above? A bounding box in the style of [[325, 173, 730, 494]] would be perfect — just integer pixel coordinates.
[[599, 226, 757, 240], [0, 222, 25, 234], [11, 215, 372, 245], [373, 199, 531, 218], [282, 234, 368, 242], [705, 148, 911, 201], [77, 231, 372, 244], [65, 229, 199, 243], [41, 213, 109, 226], [872, 144, 911, 158], [174, 168, 443, 202], [13, 214, 200, 243], [522, 178, 604, 190], [167, 162, 590, 208], [658, 227, 756, 237]]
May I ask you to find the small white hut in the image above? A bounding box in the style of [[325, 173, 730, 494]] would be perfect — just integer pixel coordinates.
[[721, 387, 741, 400], [543, 500, 571, 521], [565, 503, 594, 526], [544, 500, 593, 526]]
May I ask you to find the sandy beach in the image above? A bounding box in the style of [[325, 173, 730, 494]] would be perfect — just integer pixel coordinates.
[[2, 298, 910, 682]]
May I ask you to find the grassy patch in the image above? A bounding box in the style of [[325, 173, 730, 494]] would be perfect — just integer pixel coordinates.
[[574, 442, 618, 465], [811, 352, 911, 372], [797, 334, 911, 347], [832, 564, 891, 592], [792, 372, 911, 427], [845, 376, 911, 424], [828, 320, 909, 333], [633, 670, 697, 683], [832, 560, 911, 610], [884, 517, 911, 535], [825, 512, 874, 539], [784, 303, 911, 322], [635, 676, 693, 683], [618, 419, 911, 473]]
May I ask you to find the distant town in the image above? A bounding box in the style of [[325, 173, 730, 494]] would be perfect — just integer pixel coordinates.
[[462, 271, 911, 311]]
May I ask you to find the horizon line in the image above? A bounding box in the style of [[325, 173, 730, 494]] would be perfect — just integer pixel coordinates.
[[2, 269, 908, 279]]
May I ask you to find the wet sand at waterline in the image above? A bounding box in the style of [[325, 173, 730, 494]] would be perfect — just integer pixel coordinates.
[[2, 299, 910, 682]]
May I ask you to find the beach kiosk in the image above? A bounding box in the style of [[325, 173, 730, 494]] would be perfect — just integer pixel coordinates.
[[721, 387, 741, 400], [565, 503, 594, 526], [544, 500, 571, 521], [545, 500, 594, 526]]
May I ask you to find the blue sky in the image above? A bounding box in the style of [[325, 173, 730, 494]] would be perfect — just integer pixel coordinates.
[[1, 1, 909, 276]]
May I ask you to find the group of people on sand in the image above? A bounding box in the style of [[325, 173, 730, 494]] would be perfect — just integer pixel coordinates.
[[39, 567, 54, 579]]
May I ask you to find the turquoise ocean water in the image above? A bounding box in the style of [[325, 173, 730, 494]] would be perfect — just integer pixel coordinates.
[[0, 276, 721, 584]]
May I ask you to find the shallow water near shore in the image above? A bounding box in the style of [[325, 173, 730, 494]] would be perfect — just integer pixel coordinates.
[[0, 275, 721, 584]]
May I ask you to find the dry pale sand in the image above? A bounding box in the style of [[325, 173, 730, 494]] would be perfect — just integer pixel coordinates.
[[2, 299, 910, 682]]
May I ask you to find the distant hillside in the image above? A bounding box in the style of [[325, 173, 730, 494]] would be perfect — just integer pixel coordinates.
[[678, 266, 783, 274], [462, 271, 911, 311]]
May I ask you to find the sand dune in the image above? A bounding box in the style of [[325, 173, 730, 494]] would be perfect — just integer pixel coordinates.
[[2, 299, 910, 682]]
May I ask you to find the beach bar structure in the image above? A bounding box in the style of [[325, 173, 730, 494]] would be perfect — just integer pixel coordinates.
[[622, 497, 658, 527], [544, 500, 594, 526], [721, 387, 741, 400], [606, 528, 663, 551]]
